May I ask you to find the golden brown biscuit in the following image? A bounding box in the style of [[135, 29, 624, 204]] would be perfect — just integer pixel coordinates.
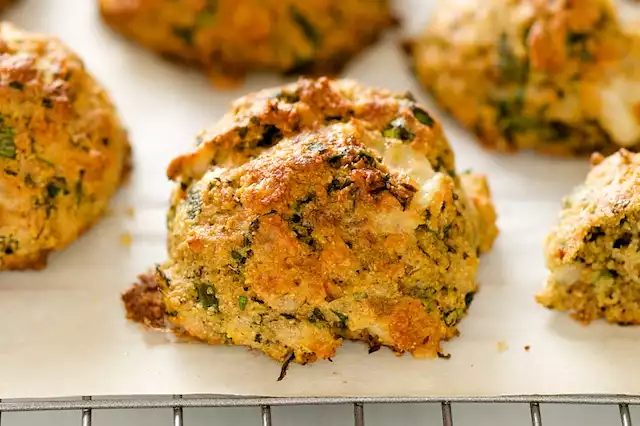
[[153, 77, 497, 365], [99, 0, 396, 83], [0, 23, 131, 270], [406, 0, 640, 156], [538, 149, 640, 324]]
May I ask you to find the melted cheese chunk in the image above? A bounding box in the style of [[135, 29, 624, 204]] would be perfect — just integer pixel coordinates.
[[383, 141, 437, 209], [599, 76, 640, 147]]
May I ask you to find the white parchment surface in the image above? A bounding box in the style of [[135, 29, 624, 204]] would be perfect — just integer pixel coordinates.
[[2, 0, 640, 399]]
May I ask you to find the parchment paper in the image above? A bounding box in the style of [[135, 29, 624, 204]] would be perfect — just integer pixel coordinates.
[[2, 0, 640, 400]]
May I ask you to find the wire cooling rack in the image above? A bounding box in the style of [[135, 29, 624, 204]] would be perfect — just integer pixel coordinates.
[[0, 395, 637, 425]]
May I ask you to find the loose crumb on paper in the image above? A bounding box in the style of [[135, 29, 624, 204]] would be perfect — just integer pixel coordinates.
[[524, 345, 531, 351], [497, 341, 509, 352], [119, 232, 132, 247], [126, 206, 135, 217]]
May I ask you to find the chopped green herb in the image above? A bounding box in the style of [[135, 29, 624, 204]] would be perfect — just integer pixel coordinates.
[[290, 6, 321, 47], [254, 333, 262, 343], [465, 291, 475, 308], [327, 177, 352, 193], [256, 124, 282, 148], [308, 307, 325, 323], [185, 186, 203, 220], [41, 98, 54, 109], [35, 155, 54, 167], [328, 153, 344, 168], [293, 193, 315, 211], [8, 81, 23, 90], [331, 310, 348, 329], [275, 90, 300, 103], [412, 107, 435, 127], [289, 216, 317, 249], [238, 295, 248, 311], [166, 311, 178, 317], [231, 246, 252, 265], [306, 142, 327, 153], [497, 32, 527, 83], [46, 177, 68, 198], [3, 168, 17, 176], [195, 10, 215, 27], [236, 126, 249, 139], [356, 151, 377, 167], [172, 26, 195, 45], [75, 170, 84, 206], [196, 283, 219, 311], [0, 126, 15, 159], [383, 117, 415, 142]]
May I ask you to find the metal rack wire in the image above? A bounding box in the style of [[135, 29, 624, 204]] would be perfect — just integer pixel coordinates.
[[0, 395, 637, 425]]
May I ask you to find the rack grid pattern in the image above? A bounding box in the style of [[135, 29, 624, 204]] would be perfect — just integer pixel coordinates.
[[0, 395, 637, 425]]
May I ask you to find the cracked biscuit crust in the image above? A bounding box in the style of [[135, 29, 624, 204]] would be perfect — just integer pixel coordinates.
[[158, 77, 497, 364]]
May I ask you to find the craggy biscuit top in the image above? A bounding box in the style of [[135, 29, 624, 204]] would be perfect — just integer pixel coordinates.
[[408, 0, 640, 156], [0, 22, 130, 270], [539, 149, 640, 324], [100, 0, 396, 81], [157, 78, 498, 364], [547, 149, 640, 267]]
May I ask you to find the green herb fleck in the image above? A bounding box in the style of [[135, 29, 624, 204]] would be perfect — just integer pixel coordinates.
[[237, 126, 249, 139], [238, 295, 248, 311], [290, 6, 321, 48], [185, 186, 203, 220], [9, 81, 23, 90], [307, 142, 327, 153], [327, 177, 352, 193], [196, 283, 219, 311], [293, 193, 315, 212], [356, 151, 378, 167], [0, 126, 15, 159], [75, 170, 84, 206], [465, 291, 475, 308], [289, 214, 317, 249], [328, 153, 344, 168], [3, 168, 17, 176], [195, 10, 215, 27], [275, 90, 300, 103], [308, 307, 326, 323], [331, 310, 348, 329], [497, 32, 527, 83], [42, 98, 54, 109], [166, 311, 178, 317], [383, 117, 415, 142], [46, 177, 68, 198], [172, 26, 195, 45], [412, 107, 435, 127], [256, 124, 282, 148]]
